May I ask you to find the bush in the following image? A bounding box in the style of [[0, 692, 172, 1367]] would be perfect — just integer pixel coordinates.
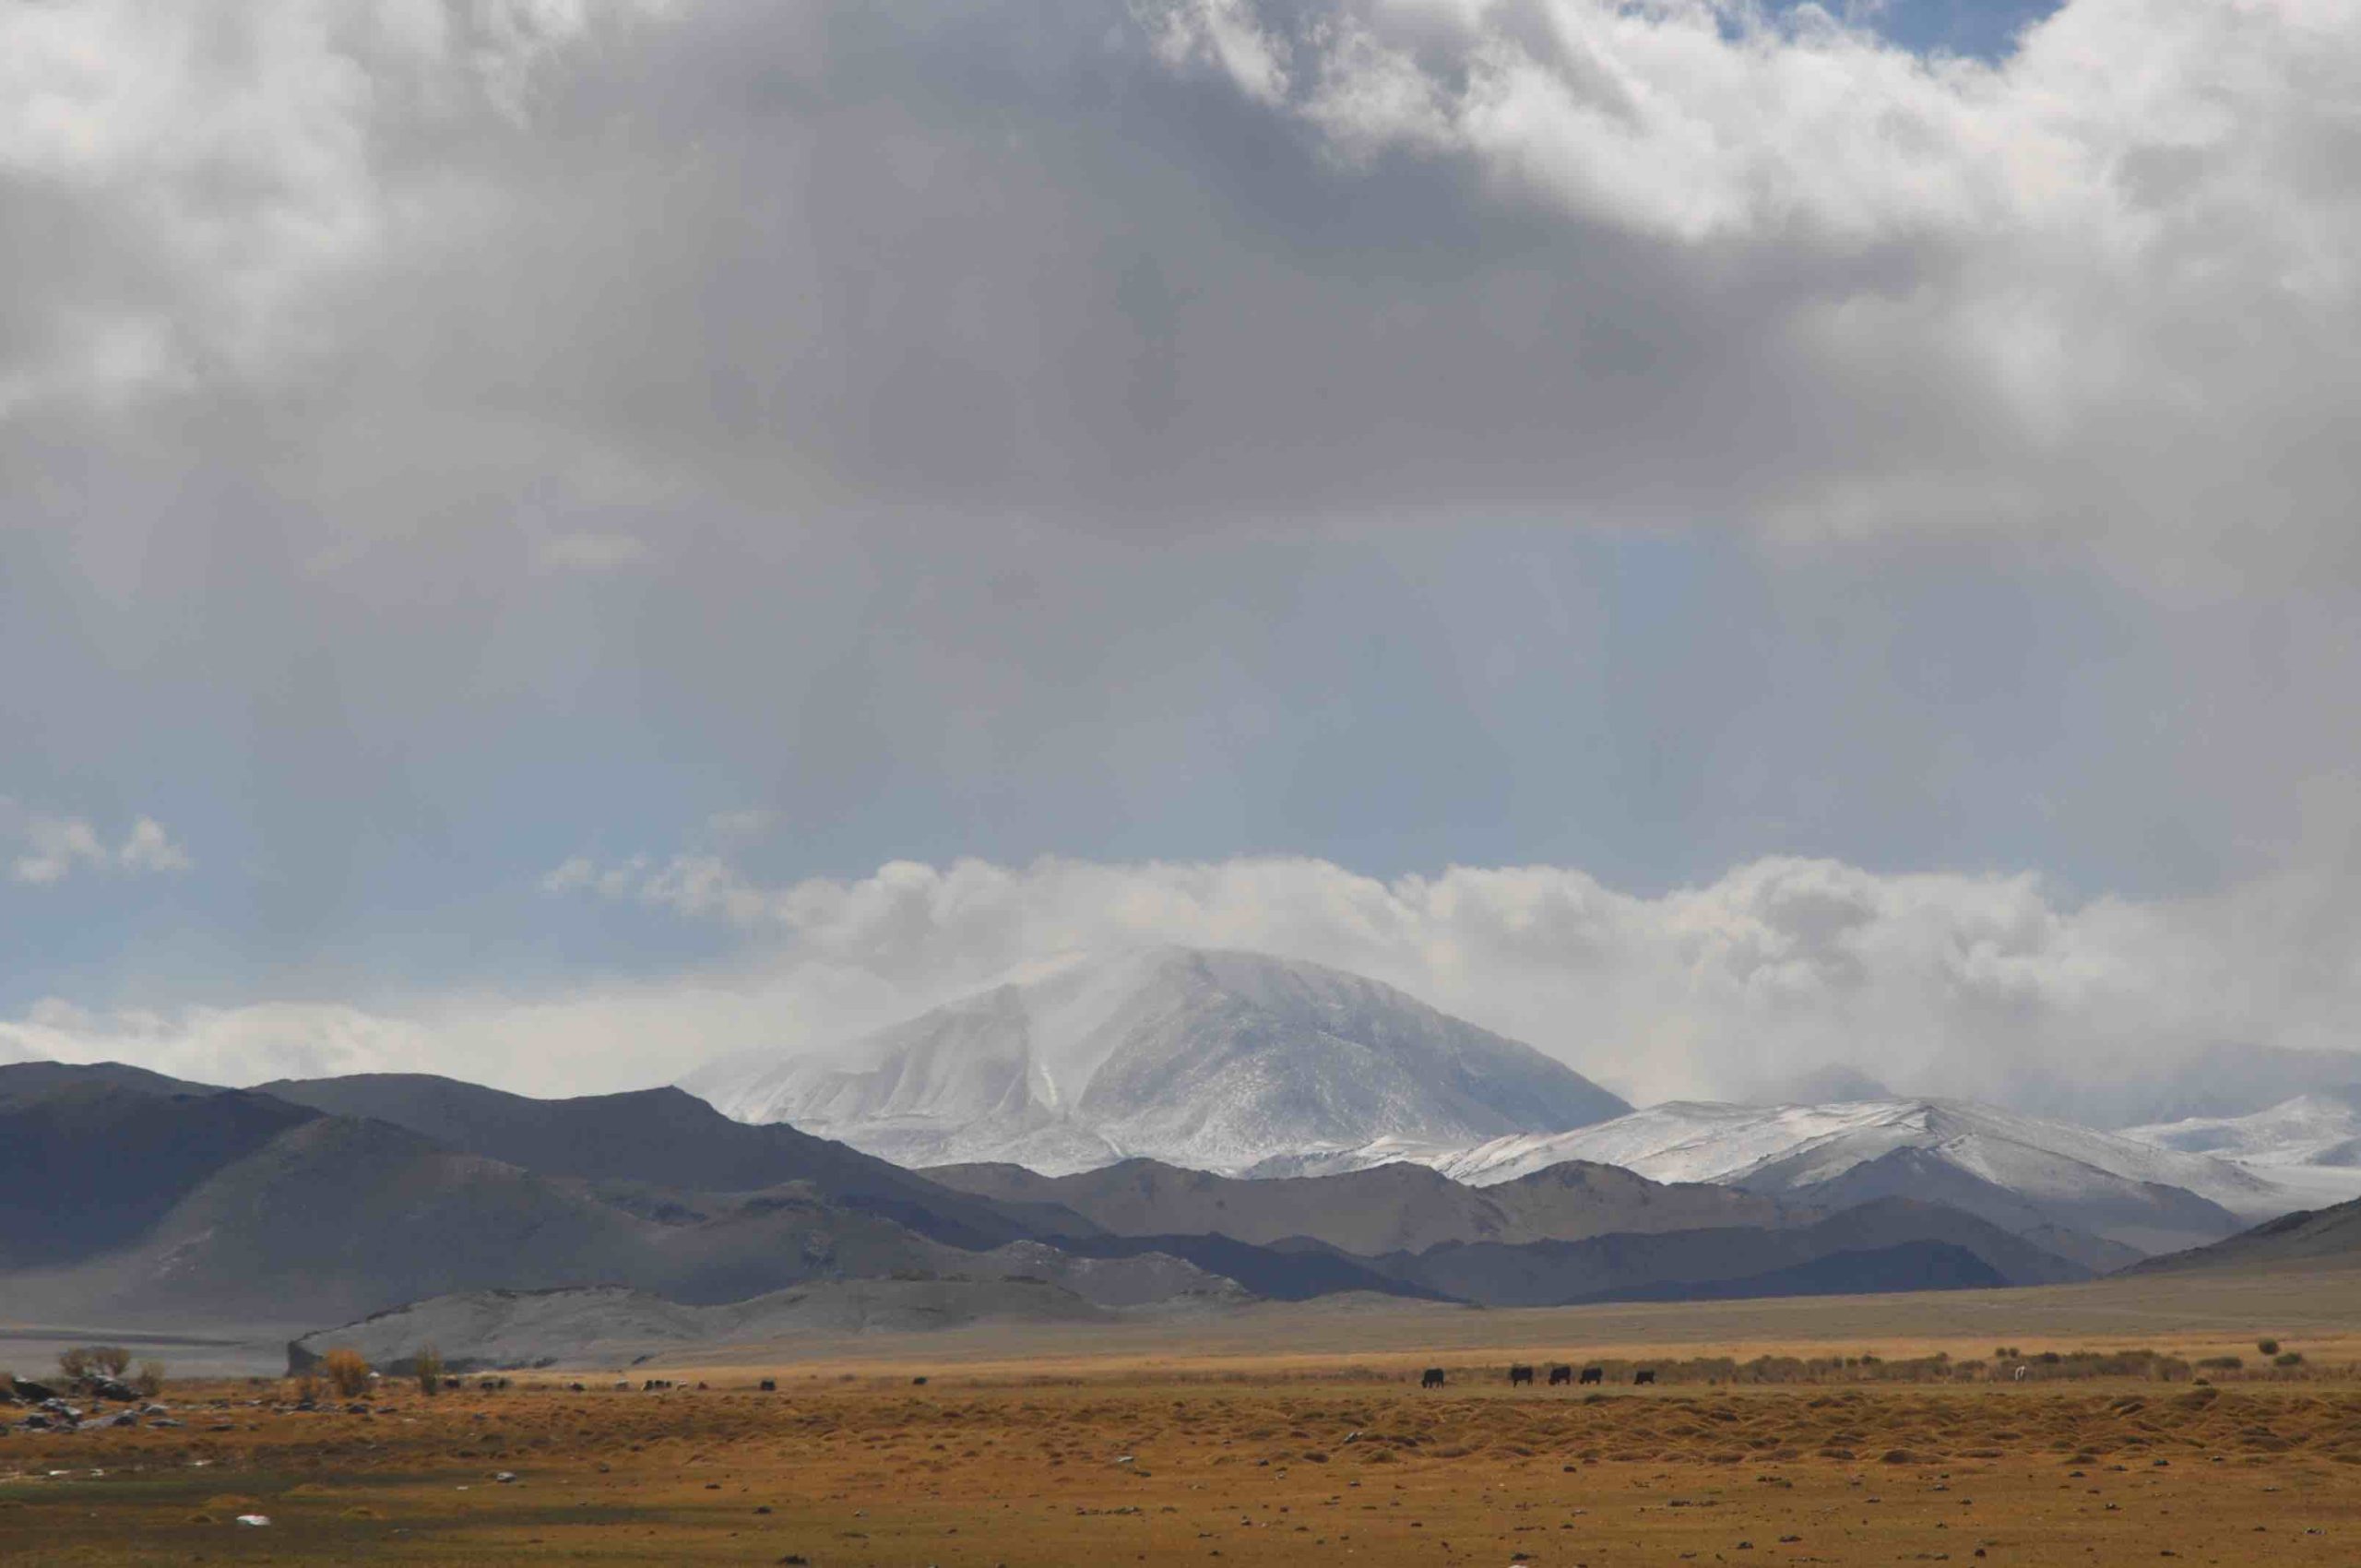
[[321, 1348, 373, 1399], [415, 1345, 445, 1398], [291, 1372, 322, 1405], [2274, 1351, 2305, 1368], [58, 1345, 133, 1387], [2258, 1338, 2280, 1356], [2198, 1356, 2242, 1371], [134, 1361, 166, 1398]]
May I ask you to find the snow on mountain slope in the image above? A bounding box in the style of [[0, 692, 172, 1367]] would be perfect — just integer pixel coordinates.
[[682, 948, 1631, 1175], [1262, 1097, 2304, 1253], [2121, 1089, 2361, 1167], [2118, 1090, 2361, 1211]]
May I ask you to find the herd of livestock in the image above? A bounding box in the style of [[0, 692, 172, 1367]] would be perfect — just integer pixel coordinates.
[[1421, 1364, 1654, 1388]]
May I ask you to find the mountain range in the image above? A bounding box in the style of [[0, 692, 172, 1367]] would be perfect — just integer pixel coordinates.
[[0, 1056, 2144, 1341], [9, 947, 2359, 1372], [1253, 1098, 2280, 1255], [682, 947, 1631, 1174]]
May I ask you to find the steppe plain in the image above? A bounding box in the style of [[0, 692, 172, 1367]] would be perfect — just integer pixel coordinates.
[[6, 1267, 2360, 1566]]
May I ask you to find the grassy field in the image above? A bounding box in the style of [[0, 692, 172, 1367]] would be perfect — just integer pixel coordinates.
[[6, 1269, 2361, 1564]]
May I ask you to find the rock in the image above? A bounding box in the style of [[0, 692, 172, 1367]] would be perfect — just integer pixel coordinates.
[[234, 1514, 271, 1526], [10, 1380, 57, 1404]]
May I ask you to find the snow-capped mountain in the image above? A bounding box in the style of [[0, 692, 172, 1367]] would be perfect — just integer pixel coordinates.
[[681, 948, 1630, 1176], [2119, 1089, 2361, 1210], [2122, 1088, 2361, 1167], [1252, 1098, 2301, 1254]]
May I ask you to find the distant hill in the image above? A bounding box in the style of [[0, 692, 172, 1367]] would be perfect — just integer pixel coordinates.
[[259, 1072, 1035, 1250], [2130, 1194, 2361, 1277], [1368, 1196, 2093, 1307], [1273, 1098, 2276, 1254], [288, 1277, 1138, 1375], [0, 1063, 1238, 1324], [684, 948, 1630, 1174], [925, 1156, 1802, 1255]]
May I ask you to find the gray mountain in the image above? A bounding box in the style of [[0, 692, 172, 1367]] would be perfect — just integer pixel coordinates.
[[683, 948, 1630, 1174], [926, 1156, 1803, 1256], [0, 1063, 1239, 1324], [2130, 1194, 2361, 1277], [1373, 1197, 2095, 1308], [258, 1072, 1037, 1251]]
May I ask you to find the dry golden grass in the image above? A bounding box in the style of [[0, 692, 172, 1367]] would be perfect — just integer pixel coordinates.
[[5, 1365, 2360, 1563], [7, 1271, 2361, 1563]]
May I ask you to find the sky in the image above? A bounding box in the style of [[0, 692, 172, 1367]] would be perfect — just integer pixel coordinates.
[[4, 0, 2359, 1116]]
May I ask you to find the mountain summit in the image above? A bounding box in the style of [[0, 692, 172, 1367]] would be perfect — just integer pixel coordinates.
[[683, 948, 1630, 1174]]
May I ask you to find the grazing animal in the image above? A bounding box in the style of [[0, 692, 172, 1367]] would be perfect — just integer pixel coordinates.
[[568, 1383, 586, 1393], [2013, 1364, 2030, 1383], [1579, 1366, 1604, 1385], [1548, 1365, 1573, 1386], [758, 1379, 777, 1393], [442, 1376, 461, 1391], [1421, 1368, 1446, 1389], [1633, 1369, 1656, 1386], [911, 1375, 929, 1386], [1509, 1364, 1535, 1387]]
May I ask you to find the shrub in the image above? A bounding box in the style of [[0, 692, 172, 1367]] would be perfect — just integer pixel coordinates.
[[134, 1361, 166, 1398], [58, 1345, 133, 1387], [2258, 1339, 2281, 1356], [2274, 1351, 2305, 1368], [415, 1346, 445, 1398], [291, 1372, 322, 1405], [321, 1348, 373, 1399], [2198, 1356, 2243, 1371]]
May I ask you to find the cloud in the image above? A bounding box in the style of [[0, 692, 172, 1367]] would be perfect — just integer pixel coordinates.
[[15, 849, 2356, 1119], [1, 800, 192, 885], [533, 530, 654, 573], [9, 0, 2355, 576], [0, 0, 663, 415]]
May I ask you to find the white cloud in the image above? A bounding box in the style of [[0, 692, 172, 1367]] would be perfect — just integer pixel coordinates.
[[0, 0, 660, 414], [1, 800, 192, 885], [1125, 0, 2361, 568], [18, 849, 2355, 1113]]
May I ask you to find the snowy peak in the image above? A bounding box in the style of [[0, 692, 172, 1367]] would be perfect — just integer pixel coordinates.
[[682, 947, 1630, 1175], [1268, 1096, 2300, 1254], [2121, 1088, 2361, 1168]]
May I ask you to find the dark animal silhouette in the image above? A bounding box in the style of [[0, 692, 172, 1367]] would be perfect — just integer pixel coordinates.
[[568, 1383, 586, 1393], [758, 1378, 777, 1392], [1548, 1365, 1573, 1386], [912, 1375, 929, 1385], [1509, 1364, 1535, 1386], [1421, 1367, 1446, 1389], [1633, 1369, 1656, 1386], [1579, 1366, 1604, 1385]]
